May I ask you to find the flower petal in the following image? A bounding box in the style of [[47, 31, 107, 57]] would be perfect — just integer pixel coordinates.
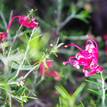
[[63, 56, 80, 69], [39, 63, 46, 76]]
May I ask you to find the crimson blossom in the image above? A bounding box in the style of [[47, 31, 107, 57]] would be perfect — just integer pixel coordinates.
[[7, 15, 38, 30], [63, 40, 104, 77], [39, 60, 61, 81]]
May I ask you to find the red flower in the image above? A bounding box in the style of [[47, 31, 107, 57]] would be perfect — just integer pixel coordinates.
[[39, 60, 61, 81], [18, 16, 38, 29], [0, 32, 8, 41], [7, 16, 38, 30], [63, 40, 104, 77]]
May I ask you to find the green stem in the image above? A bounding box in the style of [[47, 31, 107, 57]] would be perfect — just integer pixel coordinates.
[[8, 94, 12, 107], [23, 65, 39, 79], [14, 28, 35, 78], [100, 72, 105, 107]]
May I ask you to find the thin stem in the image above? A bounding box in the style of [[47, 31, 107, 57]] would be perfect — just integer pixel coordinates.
[[35, 76, 44, 87], [13, 28, 35, 79], [9, 10, 13, 23], [21, 102, 24, 107], [7, 45, 12, 57], [1, 43, 5, 56], [8, 94, 12, 107], [23, 65, 39, 79], [58, 14, 75, 31], [13, 25, 22, 42], [100, 72, 105, 107], [0, 11, 7, 29], [7, 25, 22, 58], [56, 0, 62, 32]]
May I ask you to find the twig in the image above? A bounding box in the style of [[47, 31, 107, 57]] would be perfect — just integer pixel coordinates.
[[56, 0, 62, 32], [58, 14, 75, 32], [23, 65, 39, 79]]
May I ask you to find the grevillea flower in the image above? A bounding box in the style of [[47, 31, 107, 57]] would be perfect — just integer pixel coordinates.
[[7, 15, 38, 30], [63, 40, 104, 77], [39, 60, 61, 81], [0, 32, 8, 41]]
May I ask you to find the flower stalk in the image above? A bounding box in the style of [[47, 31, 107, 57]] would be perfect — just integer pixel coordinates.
[[100, 72, 105, 107]]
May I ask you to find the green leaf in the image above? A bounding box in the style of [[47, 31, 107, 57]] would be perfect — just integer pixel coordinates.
[[85, 79, 101, 86], [70, 83, 85, 106], [88, 88, 101, 95], [56, 83, 85, 107], [56, 85, 71, 99], [75, 10, 90, 23]]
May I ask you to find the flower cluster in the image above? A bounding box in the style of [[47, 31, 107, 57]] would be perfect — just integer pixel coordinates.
[[63, 40, 104, 77], [40, 60, 61, 81], [0, 15, 38, 41]]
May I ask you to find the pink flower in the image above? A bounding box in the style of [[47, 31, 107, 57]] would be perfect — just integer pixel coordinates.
[[39, 60, 61, 81], [63, 40, 104, 77], [0, 32, 8, 41], [7, 15, 38, 30], [18, 16, 38, 29]]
